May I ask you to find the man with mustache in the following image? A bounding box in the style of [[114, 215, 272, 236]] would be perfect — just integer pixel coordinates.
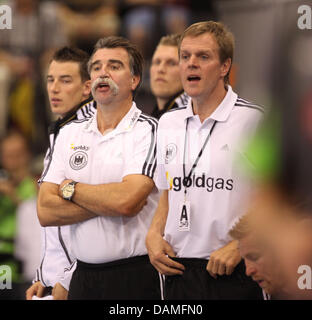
[[37, 36, 160, 299], [149, 34, 189, 119], [26, 46, 95, 300]]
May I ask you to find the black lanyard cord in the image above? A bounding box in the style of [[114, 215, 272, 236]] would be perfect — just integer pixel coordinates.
[[182, 118, 217, 195]]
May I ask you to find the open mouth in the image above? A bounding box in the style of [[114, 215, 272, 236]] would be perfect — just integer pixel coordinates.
[[92, 77, 119, 97], [96, 83, 110, 89], [187, 75, 201, 82]]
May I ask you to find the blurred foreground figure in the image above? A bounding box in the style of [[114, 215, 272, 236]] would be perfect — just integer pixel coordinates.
[[230, 184, 312, 299], [230, 86, 312, 299], [229, 19, 312, 299]]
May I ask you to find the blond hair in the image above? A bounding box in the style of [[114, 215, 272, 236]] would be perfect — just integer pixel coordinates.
[[158, 34, 181, 47], [179, 21, 235, 84], [228, 214, 251, 240]]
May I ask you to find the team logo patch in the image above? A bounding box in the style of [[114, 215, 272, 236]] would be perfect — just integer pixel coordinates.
[[165, 143, 177, 164], [70, 151, 88, 170]]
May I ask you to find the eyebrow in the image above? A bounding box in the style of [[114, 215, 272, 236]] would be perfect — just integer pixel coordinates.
[[108, 59, 124, 66], [197, 50, 213, 55], [245, 252, 261, 260], [167, 58, 178, 63], [90, 59, 124, 69], [180, 49, 214, 56], [47, 75, 73, 79]]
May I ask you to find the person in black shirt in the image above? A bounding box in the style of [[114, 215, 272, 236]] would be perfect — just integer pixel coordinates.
[[150, 34, 189, 119]]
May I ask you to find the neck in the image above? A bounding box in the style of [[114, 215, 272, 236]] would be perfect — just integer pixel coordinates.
[[156, 97, 168, 111], [96, 98, 133, 134], [58, 97, 88, 120], [192, 83, 227, 122]]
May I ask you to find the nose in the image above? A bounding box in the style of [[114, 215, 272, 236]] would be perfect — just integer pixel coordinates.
[[157, 61, 166, 73], [245, 260, 256, 277], [99, 64, 111, 78], [50, 80, 59, 93], [187, 55, 199, 69]]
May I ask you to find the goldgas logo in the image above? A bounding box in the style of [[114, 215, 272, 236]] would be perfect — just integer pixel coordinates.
[[70, 151, 88, 170], [168, 173, 233, 192], [70, 144, 89, 151]]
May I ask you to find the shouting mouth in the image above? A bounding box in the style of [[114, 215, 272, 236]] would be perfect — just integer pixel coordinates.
[[187, 75, 201, 82], [92, 77, 119, 97]]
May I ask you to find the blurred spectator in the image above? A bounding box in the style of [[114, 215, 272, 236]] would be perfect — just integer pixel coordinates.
[[149, 33, 189, 118], [119, 0, 195, 112], [119, 0, 191, 60], [14, 155, 42, 297], [189, 2, 217, 24], [14, 194, 41, 296], [0, 0, 68, 154], [0, 130, 37, 299], [57, 0, 120, 54]]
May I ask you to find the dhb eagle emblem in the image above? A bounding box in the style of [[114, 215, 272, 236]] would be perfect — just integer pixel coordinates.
[[165, 143, 177, 164], [70, 151, 88, 170]]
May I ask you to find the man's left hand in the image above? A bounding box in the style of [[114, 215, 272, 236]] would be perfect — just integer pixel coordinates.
[[206, 240, 241, 278]]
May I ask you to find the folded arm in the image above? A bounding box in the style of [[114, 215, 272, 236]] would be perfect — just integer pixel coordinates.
[[38, 174, 154, 226], [65, 174, 154, 217], [37, 182, 97, 226]]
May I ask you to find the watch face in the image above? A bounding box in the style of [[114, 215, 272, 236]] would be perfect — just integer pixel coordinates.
[[62, 184, 75, 199]]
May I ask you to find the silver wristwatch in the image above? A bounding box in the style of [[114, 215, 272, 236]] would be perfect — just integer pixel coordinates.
[[61, 181, 77, 201]]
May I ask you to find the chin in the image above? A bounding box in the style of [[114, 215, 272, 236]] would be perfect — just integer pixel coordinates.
[[97, 97, 114, 106], [51, 106, 59, 114], [263, 285, 274, 296], [184, 90, 200, 99], [152, 87, 166, 96]]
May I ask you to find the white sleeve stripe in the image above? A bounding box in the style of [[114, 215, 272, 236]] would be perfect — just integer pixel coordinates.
[[38, 135, 58, 185], [176, 92, 189, 108], [80, 107, 87, 118], [64, 260, 77, 273], [159, 273, 165, 300], [139, 113, 158, 127], [236, 97, 265, 113], [83, 104, 94, 117], [236, 97, 256, 104], [38, 228, 48, 287], [58, 227, 72, 265], [137, 116, 158, 178], [138, 117, 157, 178], [234, 103, 265, 114]]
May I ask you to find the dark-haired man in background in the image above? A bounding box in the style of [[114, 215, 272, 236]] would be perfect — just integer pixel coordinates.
[[26, 46, 95, 300]]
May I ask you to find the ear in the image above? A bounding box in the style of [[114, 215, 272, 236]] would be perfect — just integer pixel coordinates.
[[131, 75, 140, 91], [220, 58, 232, 78], [82, 80, 91, 97]]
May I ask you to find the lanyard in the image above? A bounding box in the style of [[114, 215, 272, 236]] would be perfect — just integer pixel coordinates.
[[182, 118, 217, 198]]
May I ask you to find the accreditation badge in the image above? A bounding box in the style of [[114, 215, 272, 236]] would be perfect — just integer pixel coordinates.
[[178, 201, 191, 232]]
